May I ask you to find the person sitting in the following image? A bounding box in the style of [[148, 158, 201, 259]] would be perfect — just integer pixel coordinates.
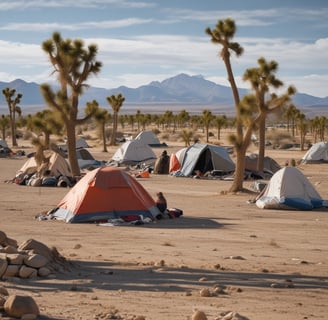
[[155, 192, 168, 219], [153, 150, 170, 174]]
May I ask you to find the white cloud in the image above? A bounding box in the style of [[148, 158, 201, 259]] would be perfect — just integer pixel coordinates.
[[0, 0, 156, 10], [0, 18, 154, 31]]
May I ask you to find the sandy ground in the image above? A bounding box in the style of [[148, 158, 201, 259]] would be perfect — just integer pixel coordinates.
[[0, 140, 328, 320]]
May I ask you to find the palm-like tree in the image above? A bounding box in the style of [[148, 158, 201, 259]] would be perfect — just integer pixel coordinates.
[[94, 108, 111, 152], [214, 115, 227, 141], [40, 32, 101, 177], [2, 88, 22, 147], [202, 109, 214, 143], [0, 115, 10, 141], [107, 93, 125, 146]]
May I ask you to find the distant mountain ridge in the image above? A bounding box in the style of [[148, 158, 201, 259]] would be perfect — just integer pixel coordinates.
[[0, 74, 327, 116]]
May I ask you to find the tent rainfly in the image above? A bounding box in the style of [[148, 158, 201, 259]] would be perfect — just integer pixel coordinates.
[[176, 143, 235, 176], [110, 139, 157, 165], [51, 166, 161, 223], [256, 166, 326, 210], [135, 130, 166, 147]]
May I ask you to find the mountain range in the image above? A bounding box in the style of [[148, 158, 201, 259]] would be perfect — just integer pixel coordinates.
[[0, 73, 327, 117]]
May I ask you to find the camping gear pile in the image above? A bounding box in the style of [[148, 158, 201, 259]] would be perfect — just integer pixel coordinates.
[[14, 151, 74, 187]]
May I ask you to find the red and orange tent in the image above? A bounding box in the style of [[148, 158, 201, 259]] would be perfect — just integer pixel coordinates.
[[51, 167, 160, 223]]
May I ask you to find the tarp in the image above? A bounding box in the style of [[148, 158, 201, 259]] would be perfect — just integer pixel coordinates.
[[0, 139, 8, 148], [245, 153, 281, 174], [51, 167, 161, 223], [256, 166, 324, 210], [177, 143, 235, 176], [111, 139, 157, 165], [76, 148, 105, 170], [301, 141, 328, 163]]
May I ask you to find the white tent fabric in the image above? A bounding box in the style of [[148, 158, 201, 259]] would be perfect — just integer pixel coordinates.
[[256, 166, 323, 210], [178, 143, 235, 176], [135, 130, 161, 146], [111, 139, 157, 165], [301, 141, 328, 163], [17, 151, 72, 178]]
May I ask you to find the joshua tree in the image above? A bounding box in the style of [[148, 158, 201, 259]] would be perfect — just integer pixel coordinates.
[[40, 32, 102, 177], [206, 18, 246, 192], [2, 88, 22, 147], [27, 109, 63, 148], [107, 93, 125, 146], [242, 57, 296, 172]]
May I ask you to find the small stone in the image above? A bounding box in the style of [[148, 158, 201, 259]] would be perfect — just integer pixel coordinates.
[[4, 295, 39, 318], [200, 288, 211, 297], [192, 310, 208, 320]]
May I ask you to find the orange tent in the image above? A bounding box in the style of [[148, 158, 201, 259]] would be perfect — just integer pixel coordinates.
[[51, 167, 161, 223]]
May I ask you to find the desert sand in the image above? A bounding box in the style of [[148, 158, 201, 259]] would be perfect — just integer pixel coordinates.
[[0, 137, 328, 320]]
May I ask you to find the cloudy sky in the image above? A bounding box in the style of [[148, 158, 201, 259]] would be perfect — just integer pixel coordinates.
[[0, 0, 327, 97]]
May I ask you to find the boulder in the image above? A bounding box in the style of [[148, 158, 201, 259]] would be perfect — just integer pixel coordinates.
[[19, 266, 38, 279], [0, 257, 8, 278], [0, 231, 7, 246], [38, 267, 51, 277], [6, 253, 25, 265], [24, 254, 49, 268], [4, 295, 39, 318], [18, 239, 54, 261], [4, 264, 20, 277]]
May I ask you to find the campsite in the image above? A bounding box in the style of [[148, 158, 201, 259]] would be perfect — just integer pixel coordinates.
[[0, 132, 328, 320]]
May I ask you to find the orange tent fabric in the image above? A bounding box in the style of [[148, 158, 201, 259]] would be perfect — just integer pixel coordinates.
[[52, 167, 160, 223], [169, 153, 181, 173]]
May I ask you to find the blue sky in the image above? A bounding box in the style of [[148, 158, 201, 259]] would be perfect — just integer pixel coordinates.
[[0, 0, 327, 97]]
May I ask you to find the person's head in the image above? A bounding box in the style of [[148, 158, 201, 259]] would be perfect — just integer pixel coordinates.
[[157, 192, 163, 198], [162, 150, 167, 156]]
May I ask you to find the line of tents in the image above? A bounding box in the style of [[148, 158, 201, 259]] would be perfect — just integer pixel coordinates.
[[8, 132, 328, 224]]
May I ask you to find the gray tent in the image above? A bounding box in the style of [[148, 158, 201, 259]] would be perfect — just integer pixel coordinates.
[[179, 143, 235, 176]]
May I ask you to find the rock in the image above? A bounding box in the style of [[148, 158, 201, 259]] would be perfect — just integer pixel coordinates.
[[3, 264, 20, 277], [38, 267, 51, 277], [192, 310, 208, 320], [4, 295, 39, 318], [0, 231, 7, 246], [22, 314, 38, 320], [0, 286, 9, 296], [0, 257, 8, 278], [221, 311, 250, 320], [200, 288, 211, 297], [18, 239, 54, 261], [5, 237, 18, 248], [6, 253, 25, 265], [24, 254, 49, 268], [1, 245, 18, 254], [0, 295, 6, 307], [19, 266, 38, 279]]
